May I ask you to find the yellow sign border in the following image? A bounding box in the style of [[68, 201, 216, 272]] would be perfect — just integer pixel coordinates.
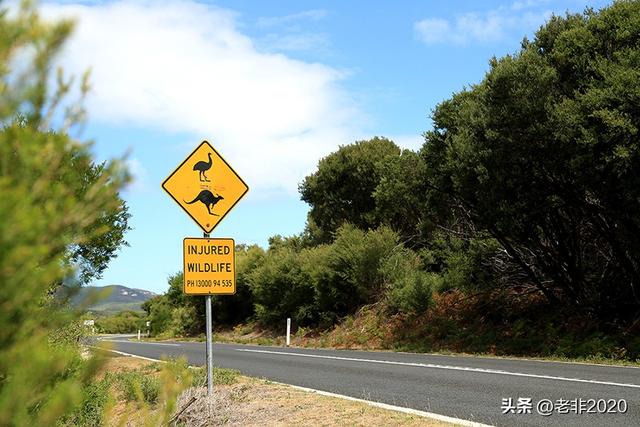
[[161, 140, 249, 234], [183, 237, 236, 295]]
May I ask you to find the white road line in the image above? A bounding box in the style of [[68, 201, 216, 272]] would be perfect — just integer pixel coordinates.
[[101, 340, 180, 346], [237, 349, 640, 389], [90, 346, 164, 363]]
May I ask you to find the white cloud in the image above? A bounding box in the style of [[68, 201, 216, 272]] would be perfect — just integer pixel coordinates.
[[415, 2, 553, 45], [511, 0, 551, 11], [455, 12, 506, 43], [413, 18, 450, 44], [259, 32, 330, 53], [41, 1, 361, 194], [255, 9, 330, 55], [256, 9, 328, 28]]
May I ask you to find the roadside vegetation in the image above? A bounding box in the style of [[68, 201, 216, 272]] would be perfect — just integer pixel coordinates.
[[1, 0, 639, 425], [0, 3, 199, 426], [0, 1, 136, 424], [94, 311, 147, 334], [86, 355, 451, 427], [144, 1, 640, 363]]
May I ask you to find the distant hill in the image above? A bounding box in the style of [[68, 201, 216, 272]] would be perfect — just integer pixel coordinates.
[[70, 285, 157, 314]]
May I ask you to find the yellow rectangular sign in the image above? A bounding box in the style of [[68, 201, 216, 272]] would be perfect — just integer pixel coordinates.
[[183, 238, 235, 295]]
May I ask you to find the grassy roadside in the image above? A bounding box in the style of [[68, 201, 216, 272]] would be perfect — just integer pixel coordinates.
[[207, 310, 640, 368], [134, 300, 640, 367], [138, 328, 640, 368], [137, 330, 640, 368], [90, 354, 457, 426]]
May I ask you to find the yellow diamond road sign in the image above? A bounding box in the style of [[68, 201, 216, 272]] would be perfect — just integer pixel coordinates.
[[162, 141, 248, 233]]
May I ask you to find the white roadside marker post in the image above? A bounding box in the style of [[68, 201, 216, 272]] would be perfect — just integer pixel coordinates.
[[286, 318, 291, 347], [137, 330, 141, 341]]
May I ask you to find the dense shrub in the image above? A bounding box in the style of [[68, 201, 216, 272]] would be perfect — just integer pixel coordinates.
[[142, 246, 265, 338], [248, 225, 434, 327], [167, 306, 198, 337], [322, 225, 398, 307], [60, 377, 112, 427], [117, 371, 160, 405], [249, 245, 317, 326], [0, 3, 129, 424], [95, 311, 146, 334], [211, 244, 263, 325], [148, 298, 173, 336]]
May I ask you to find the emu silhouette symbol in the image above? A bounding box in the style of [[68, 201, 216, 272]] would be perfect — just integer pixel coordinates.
[[193, 152, 213, 182], [184, 190, 224, 215]]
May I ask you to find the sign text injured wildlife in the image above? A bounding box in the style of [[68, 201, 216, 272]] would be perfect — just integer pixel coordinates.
[[183, 238, 235, 295]]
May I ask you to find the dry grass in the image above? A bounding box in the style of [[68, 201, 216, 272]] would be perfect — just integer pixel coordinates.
[[214, 326, 283, 347], [97, 354, 158, 377], [173, 378, 454, 427], [101, 355, 456, 427]]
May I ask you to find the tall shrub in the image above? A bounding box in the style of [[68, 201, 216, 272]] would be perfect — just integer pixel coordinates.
[[0, 3, 129, 424]]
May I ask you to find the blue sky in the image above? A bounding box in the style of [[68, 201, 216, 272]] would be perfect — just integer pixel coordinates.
[[40, 0, 610, 294]]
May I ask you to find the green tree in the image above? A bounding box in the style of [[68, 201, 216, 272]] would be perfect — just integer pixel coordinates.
[[249, 242, 317, 326], [95, 311, 145, 334], [373, 148, 430, 247], [165, 272, 203, 335], [0, 0, 130, 287], [299, 137, 401, 242], [149, 297, 173, 336], [13, 151, 131, 289], [312, 224, 408, 323], [0, 2, 129, 423], [67, 161, 130, 285], [421, 1, 640, 321], [142, 245, 264, 337], [211, 244, 262, 325]]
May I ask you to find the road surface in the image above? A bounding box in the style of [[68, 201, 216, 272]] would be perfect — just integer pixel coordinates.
[[100, 336, 640, 426]]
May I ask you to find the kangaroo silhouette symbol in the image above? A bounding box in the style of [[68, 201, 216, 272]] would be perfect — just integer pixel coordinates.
[[184, 190, 223, 215], [193, 152, 213, 182]]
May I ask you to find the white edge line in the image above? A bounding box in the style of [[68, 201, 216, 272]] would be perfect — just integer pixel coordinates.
[[268, 380, 492, 427], [89, 346, 489, 426], [89, 345, 207, 372], [237, 349, 640, 389], [100, 339, 181, 346], [402, 351, 640, 370], [89, 346, 165, 363]]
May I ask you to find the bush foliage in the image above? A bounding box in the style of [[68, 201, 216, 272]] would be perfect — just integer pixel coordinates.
[[95, 311, 146, 334], [0, 2, 130, 425]]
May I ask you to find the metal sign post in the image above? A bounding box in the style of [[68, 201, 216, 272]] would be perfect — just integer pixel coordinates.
[[205, 294, 213, 395], [204, 234, 213, 396], [162, 140, 248, 400], [183, 235, 235, 398]]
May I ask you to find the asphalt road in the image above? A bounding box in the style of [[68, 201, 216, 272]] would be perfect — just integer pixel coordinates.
[[101, 336, 640, 426]]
